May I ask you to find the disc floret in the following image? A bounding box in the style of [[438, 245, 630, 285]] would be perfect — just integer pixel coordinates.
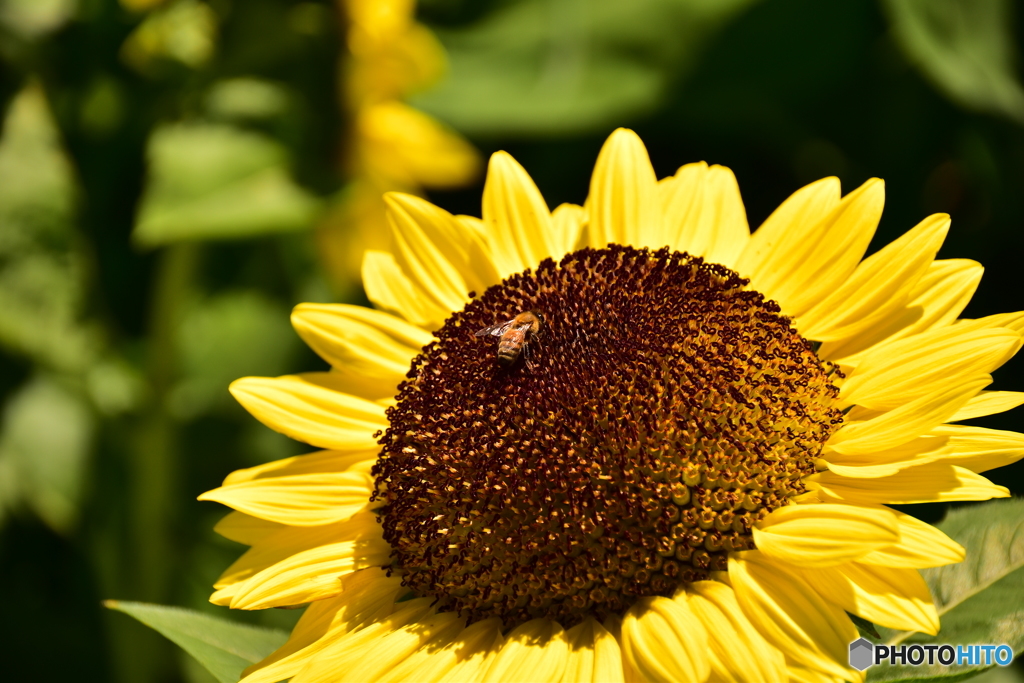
[[374, 246, 842, 628]]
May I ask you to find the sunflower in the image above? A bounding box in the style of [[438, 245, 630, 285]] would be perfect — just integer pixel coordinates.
[[199, 129, 1022, 683], [316, 0, 480, 290]]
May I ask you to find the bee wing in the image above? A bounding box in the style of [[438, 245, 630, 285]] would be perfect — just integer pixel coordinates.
[[474, 319, 514, 337]]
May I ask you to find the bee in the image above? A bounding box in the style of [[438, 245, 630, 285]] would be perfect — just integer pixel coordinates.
[[474, 311, 541, 366]]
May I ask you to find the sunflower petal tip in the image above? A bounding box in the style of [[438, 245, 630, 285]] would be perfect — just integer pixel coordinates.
[[289, 307, 309, 331], [848, 176, 884, 199], [382, 191, 423, 213], [950, 542, 966, 562], [595, 129, 647, 163], [488, 149, 515, 168], [228, 377, 257, 398]]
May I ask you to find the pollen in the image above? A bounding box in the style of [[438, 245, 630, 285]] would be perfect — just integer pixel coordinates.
[[373, 246, 843, 628]]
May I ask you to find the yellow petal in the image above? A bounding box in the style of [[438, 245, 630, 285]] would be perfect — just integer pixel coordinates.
[[455, 213, 487, 238], [217, 519, 362, 589], [806, 464, 1010, 505], [377, 618, 504, 683], [786, 664, 849, 683], [385, 192, 500, 311], [620, 596, 710, 683], [482, 619, 569, 683], [797, 214, 948, 341], [587, 128, 661, 249], [222, 449, 377, 485], [826, 422, 1024, 479], [209, 581, 240, 605], [291, 303, 430, 378], [660, 162, 706, 248], [289, 598, 436, 683], [827, 376, 989, 455], [926, 424, 1024, 473], [752, 504, 899, 567], [598, 616, 641, 683], [550, 202, 586, 260], [736, 177, 840, 282], [823, 459, 929, 480], [661, 162, 750, 268], [199, 471, 374, 526], [325, 610, 466, 682], [561, 619, 624, 683], [949, 390, 1024, 421], [839, 328, 1021, 411], [243, 593, 348, 682], [240, 568, 405, 683], [357, 102, 480, 189], [362, 249, 452, 330], [699, 165, 750, 268], [323, 366, 401, 405], [729, 552, 857, 681], [213, 511, 284, 545], [483, 151, 556, 278], [438, 623, 505, 683], [822, 433, 948, 478], [221, 512, 391, 609], [957, 309, 1024, 334], [230, 374, 388, 450], [798, 562, 939, 635], [818, 258, 981, 365], [683, 581, 787, 683], [767, 178, 884, 316], [346, 15, 443, 96], [859, 508, 964, 568], [227, 538, 391, 609], [290, 303, 429, 402]]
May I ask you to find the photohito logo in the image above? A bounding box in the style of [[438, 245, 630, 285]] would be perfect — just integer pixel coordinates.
[[849, 638, 1014, 671]]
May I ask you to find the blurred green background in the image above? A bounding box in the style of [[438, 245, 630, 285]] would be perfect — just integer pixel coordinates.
[[1, 0, 1023, 681]]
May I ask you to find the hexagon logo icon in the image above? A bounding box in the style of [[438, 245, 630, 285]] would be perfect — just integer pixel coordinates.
[[849, 638, 875, 671]]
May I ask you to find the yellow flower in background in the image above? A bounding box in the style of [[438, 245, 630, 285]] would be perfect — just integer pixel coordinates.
[[200, 128, 1023, 682], [318, 0, 480, 292]]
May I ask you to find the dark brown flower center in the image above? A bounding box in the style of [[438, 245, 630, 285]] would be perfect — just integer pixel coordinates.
[[373, 246, 842, 628]]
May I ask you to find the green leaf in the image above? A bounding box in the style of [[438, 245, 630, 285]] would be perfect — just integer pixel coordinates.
[[0, 81, 99, 372], [870, 668, 1011, 683], [850, 612, 882, 639], [0, 374, 94, 533], [882, 0, 1024, 124], [132, 123, 323, 247], [414, 0, 758, 136], [205, 78, 292, 122], [868, 498, 1024, 682], [0, 0, 77, 40], [105, 601, 289, 683]]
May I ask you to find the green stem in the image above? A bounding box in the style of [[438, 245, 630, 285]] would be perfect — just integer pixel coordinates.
[[134, 244, 196, 597], [120, 243, 198, 681]]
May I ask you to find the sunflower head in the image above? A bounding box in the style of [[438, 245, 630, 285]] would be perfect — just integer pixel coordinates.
[[204, 128, 1019, 683], [375, 244, 844, 628]]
